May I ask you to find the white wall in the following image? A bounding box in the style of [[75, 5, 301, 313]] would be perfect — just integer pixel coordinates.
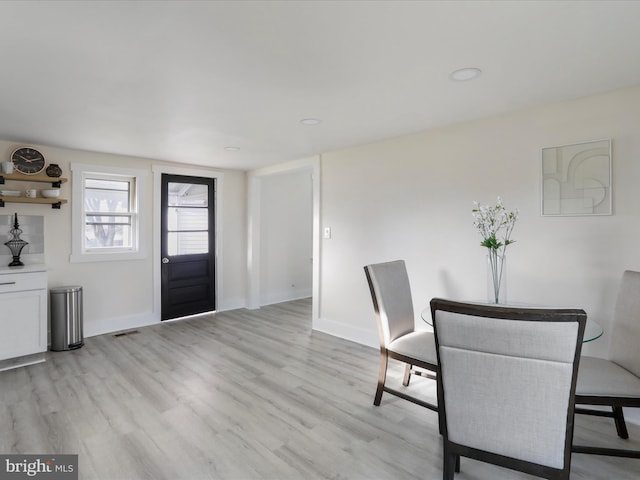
[[0, 140, 247, 336], [259, 170, 313, 305], [316, 84, 640, 360]]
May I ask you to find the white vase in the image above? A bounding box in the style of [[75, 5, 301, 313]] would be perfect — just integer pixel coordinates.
[[487, 251, 506, 304]]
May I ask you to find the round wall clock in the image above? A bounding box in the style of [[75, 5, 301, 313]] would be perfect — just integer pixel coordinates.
[[11, 147, 46, 175]]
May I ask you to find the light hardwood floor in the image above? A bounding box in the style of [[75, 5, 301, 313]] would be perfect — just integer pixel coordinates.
[[1, 298, 640, 479]]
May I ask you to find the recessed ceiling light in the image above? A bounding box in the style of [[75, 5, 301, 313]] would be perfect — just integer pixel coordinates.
[[300, 118, 322, 126], [224, 146, 240, 151], [449, 67, 482, 82]]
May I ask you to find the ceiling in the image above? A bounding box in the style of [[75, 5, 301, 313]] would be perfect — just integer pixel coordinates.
[[1, 1, 639, 171]]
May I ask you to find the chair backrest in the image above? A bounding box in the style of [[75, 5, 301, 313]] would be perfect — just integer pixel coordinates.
[[609, 270, 640, 377], [364, 260, 415, 348], [430, 299, 586, 473]]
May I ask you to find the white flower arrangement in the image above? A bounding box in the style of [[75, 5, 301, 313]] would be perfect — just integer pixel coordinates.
[[472, 197, 518, 303], [472, 197, 518, 251]]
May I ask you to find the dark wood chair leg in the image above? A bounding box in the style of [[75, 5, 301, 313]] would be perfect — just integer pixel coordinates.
[[374, 351, 388, 406], [443, 451, 457, 480], [613, 406, 629, 439], [402, 363, 412, 386]]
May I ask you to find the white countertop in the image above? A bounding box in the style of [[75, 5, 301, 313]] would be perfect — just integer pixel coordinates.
[[0, 263, 47, 275]]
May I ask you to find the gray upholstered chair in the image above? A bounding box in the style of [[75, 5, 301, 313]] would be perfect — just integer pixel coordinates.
[[364, 260, 439, 419], [430, 298, 586, 480], [574, 270, 640, 458]]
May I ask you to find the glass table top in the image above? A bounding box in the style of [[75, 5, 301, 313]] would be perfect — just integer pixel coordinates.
[[420, 305, 603, 343]]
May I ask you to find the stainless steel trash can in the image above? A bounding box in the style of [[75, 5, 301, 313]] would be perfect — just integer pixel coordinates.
[[50, 286, 84, 351]]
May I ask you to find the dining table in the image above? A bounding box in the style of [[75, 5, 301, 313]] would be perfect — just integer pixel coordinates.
[[420, 303, 604, 343]]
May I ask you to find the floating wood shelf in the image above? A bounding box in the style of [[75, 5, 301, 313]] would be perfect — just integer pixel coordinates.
[[0, 173, 68, 187], [0, 196, 67, 209], [0, 173, 68, 208]]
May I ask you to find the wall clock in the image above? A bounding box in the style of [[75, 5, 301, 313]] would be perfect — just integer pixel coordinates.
[[11, 147, 46, 175]]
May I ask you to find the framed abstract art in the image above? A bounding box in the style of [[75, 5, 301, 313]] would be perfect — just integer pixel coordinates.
[[541, 139, 611, 216]]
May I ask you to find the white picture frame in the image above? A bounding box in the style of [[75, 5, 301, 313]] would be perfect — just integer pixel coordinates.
[[541, 139, 612, 216]]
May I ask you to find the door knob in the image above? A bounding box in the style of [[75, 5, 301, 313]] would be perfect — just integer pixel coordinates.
[[162, 258, 169, 264]]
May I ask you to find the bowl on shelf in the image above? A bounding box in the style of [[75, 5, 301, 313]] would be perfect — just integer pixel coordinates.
[[40, 189, 61, 198], [0, 189, 20, 197]]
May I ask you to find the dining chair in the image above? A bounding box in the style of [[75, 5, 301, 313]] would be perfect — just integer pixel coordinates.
[[573, 269, 640, 458], [364, 260, 439, 420], [430, 298, 586, 480]]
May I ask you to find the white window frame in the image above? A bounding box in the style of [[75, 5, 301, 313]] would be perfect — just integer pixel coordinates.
[[71, 163, 148, 263]]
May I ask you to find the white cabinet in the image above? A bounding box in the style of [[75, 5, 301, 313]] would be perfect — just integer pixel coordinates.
[[0, 266, 47, 371]]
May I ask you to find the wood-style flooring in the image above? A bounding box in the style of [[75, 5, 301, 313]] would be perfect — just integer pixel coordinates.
[[1, 298, 640, 479]]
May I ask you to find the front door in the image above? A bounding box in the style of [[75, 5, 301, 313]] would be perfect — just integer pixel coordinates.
[[161, 174, 216, 320]]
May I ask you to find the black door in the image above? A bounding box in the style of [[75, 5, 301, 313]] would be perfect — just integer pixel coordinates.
[[161, 174, 216, 320]]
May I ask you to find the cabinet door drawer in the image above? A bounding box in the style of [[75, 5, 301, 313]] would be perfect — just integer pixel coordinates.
[[0, 272, 47, 293], [0, 289, 47, 360]]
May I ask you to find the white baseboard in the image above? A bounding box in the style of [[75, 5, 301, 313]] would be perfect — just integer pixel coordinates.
[[84, 311, 159, 338], [260, 288, 312, 307], [85, 298, 249, 337], [215, 299, 247, 312], [313, 316, 378, 348]]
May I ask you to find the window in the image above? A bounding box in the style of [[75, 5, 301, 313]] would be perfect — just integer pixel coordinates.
[[84, 176, 135, 250], [167, 181, 210, 255], [71, 164, 147, 262]]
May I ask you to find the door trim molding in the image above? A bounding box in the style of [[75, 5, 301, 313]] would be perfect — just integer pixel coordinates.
[[247, 155, 320, 326], [152, 165, 225, 318]]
